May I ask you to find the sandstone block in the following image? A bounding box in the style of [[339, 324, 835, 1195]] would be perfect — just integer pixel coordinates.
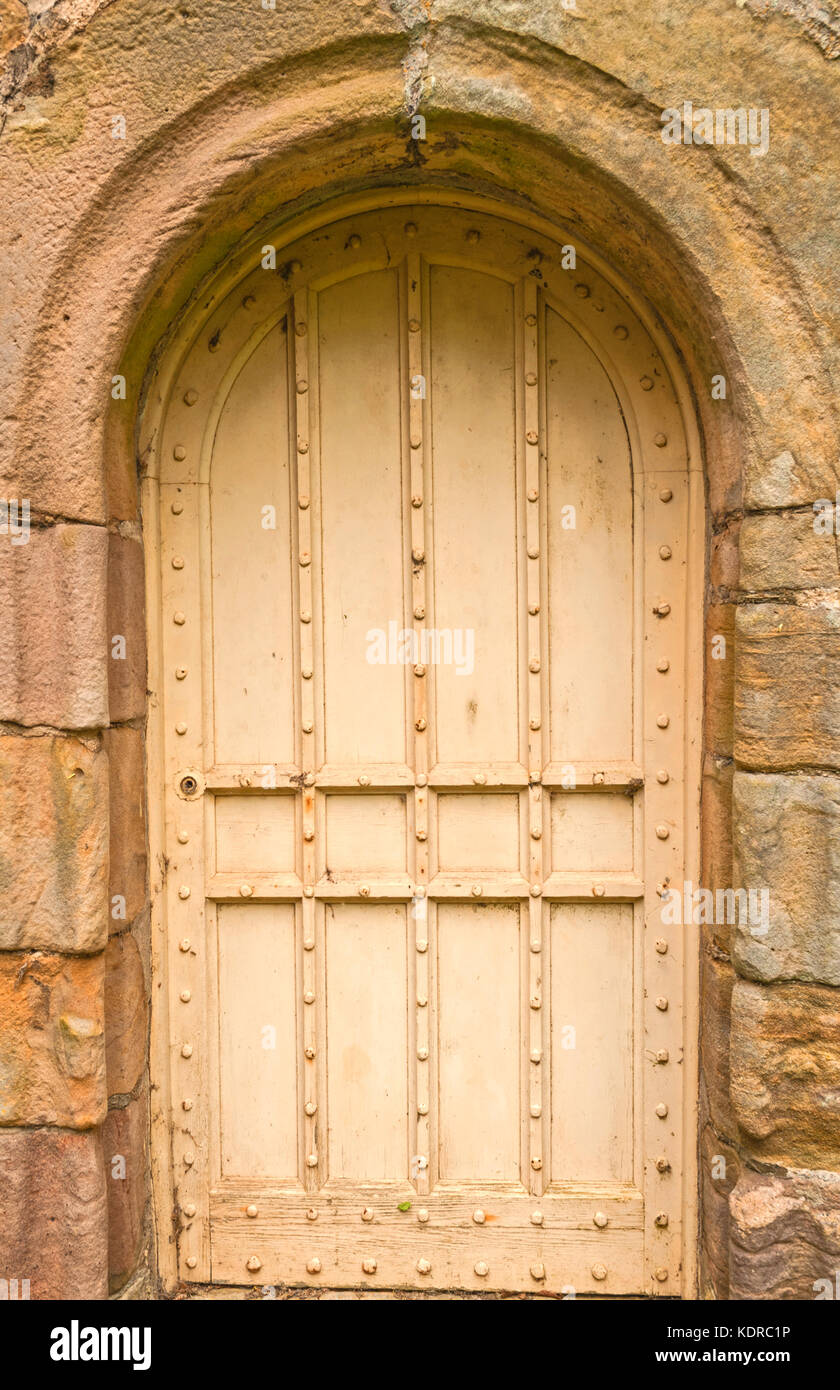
[[0, 734, 108, 953], [729, 1168, 840, 1300], [0, 952, 106, 1129], [105, 931, 148, 1098], [103, 1088, 148, 1294], [735, 603, 840, 769], [740, 511, 839, 591], [0, 1127, 108, 1300], [107, 530, 147, 723], [733, 771, 840, 985], [704, 603, 735, 757], [0, 524, 108, 729], [700, 954, 736, 1139], [731, 977, 840, 1170], [105, 725, 147, 929]]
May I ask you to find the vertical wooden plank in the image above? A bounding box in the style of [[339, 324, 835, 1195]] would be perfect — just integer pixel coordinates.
[[210, 323, 295, 766], [292, 288, 320, 1191], [428, 266, 519, 767], [160, 476, 209, 1280], [545, 307, 633, 763], [436, 902, 521, 1182], [522, 277, 545, 1197], [218, 904, 298, 1177], [407, 253, 431, 1196], [324, 904, 408, 1180], [549, 903, 634, 1183], [317, 271, 405, 768]]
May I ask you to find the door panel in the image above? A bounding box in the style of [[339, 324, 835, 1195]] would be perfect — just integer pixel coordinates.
[[152, 201, 696, 1295]]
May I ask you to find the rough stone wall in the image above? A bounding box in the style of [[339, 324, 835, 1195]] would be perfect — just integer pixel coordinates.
[[0, 0, 838, 1299]]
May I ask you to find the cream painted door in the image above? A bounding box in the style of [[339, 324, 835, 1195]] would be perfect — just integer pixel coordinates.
[[150, 201, 697, 1295]]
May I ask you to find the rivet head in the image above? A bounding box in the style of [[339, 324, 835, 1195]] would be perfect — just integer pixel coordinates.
[[295, 322, 307, 336], [303, 990, 315, 1004], [180, 989, 191, 1003], [414, 663, 426, 678], [656, 1103, 669, 1118], [416, 830, 427, 842], [530, 884, 542, 897], [660, 488, 673, 502], [412, 547, 425, 563], [404, 221, 418, 236], [530, 1049, 542, 1063], [183, 1203, 196, 1217], [656, 1049, 670, 1064], [472, 884, 483, 897], [574, 283, 591, 299], [655, 938, 668, 954], [303, 937, 315, 951], [411, 494, 423, 508], [300, 610, 311, 623], [181, 1043, 193, 1059], [239, 883, 253, 898], [361, 1207, 375, 1222], [657, 714, 670, 729], [177, 831, 189, 844], [417, 1046, 429, 1061], [297, 440, 309, 455], [304, 886, 314, 898], [416, 773, 427, 787], [303, 771, 315, 786], [654, 433, 667, 448], [529, 658, 540, 673], [348, 233, 361, 249], [526, 430, 538, 446], [417, 1209, 429, 1224], [172, 556, 185, 570], [530, 1262, 546, 1281], [362, 1259, 377, 1274], [175, 666, 188, 680], [242, 294, 256, 308], [655, 1156, 671, 1173], [591, 1263, 608, 1281], [530, 827, 542, 840], [593, 1211, 609, 1228], [657, 769, 670, 784], [179, 938, 191, 952], [527, 545, 539, 560], [529, 995, 541, 1010], [416, 939, 428, 953], [298, 495, 310, 509], [417, 1101, 428, 1114], [173, 611, 186, 625], [466, 228, 480, 243], [415, 717, 427, 731], [306, 1153, 318, 1167], [296, 379, 308, 394], [182, 1098, 193, 1111], [525, 372, 537, 386], [358, 774, 370, 787], [640, 376, 653, 391], [659, 545, 672, 560], [305, 1046, 315, 1059], [413, 605, 425, 620], [530, 1156, 543, 1170], [185, 1256, 197, 1269], [655, 1212, 669, 1228], [306, 1208, 318, 1221], [408, 318, 421, 333], [473, 1209, 485, 1225], [528, 603, 540, 615], [417, 1258, 431, 1274], [178, 885, 191, 900], [473, 772, 486, 785], [613, 324, 628, 339], [246, 1256, 262, 1272], [656, 996, 669, 1011], [410, 436, 422, 450], [527, 488, 539, 502], [358, 885, 370, 897], [525, 313, 537, 326], [657, 658, 670, 672], [299, 551, 311, 567], [173, 445, 186, 461], [654, 602, 671, 617], [307, 1257, 322, 1274], [246, 1204, 258, 1218], [530, 1211, 544, 1226], [530, 940, 541, 953], [304, 1101, 317, 1117], [304, 830, 315, 843], [592, 883, 605, 898], [183, 1151, 195, 1166], [530, 1103, 542, 1117], [474, 1261, 489, 1277], [171, 500, 184, 515], [655, 1267, 669, 1283], [183, 389, 198, 405], [302, 720, 314, 734], [529, 717, 541, 731], [655, 824, 670, 840]]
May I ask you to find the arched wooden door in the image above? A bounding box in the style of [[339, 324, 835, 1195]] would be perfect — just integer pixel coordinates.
[[146, 198, 700, 1296]]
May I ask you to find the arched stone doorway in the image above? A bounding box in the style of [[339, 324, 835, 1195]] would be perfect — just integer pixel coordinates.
[[142, 192, 703, 1296]]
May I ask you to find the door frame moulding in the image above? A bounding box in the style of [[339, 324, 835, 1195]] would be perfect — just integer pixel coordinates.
[[140, 187, 704, 1297]]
